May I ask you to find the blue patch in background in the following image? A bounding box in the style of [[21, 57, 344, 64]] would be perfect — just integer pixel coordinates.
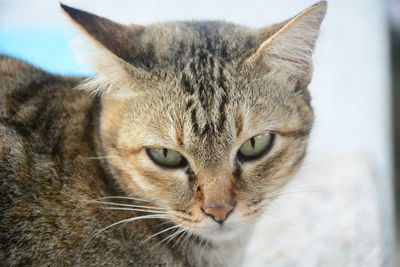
[[0, 27, 92, 76]]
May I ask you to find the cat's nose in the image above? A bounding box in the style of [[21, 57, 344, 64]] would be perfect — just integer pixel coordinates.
[[201, 202, 236, 224]]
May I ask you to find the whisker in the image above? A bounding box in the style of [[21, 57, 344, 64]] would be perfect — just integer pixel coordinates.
[[78, 214, 168, 265], [100, 207, 168, 214], [198, 237, 208, 262], [152, 228, 186, 249], [86, 155, 115, 160], [259, 211, 300, 224], [140, 225, 180, 244], [90, 196, 152, 203], [268, 190, 334, 198], [158, 220, 173, 227], [179, 231, 193, 249], [172, 228, 188, 248], [94, 215, 168, 240], [86, 200, 166, 210], [164, 228, 186, 245]]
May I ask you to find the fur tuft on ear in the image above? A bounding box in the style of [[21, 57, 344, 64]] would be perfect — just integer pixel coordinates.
[[61, 3, 152, 96], [246, 1, 327, 88]]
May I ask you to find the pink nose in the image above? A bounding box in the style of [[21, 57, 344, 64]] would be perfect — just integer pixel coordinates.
[[202, 202, 236, 224]]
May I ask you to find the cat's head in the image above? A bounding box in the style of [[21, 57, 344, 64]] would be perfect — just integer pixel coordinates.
[[62, 2, 326, 242]]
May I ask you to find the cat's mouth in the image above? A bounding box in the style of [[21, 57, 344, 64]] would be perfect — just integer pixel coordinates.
[[174, 215, 252, 242], [168, 201, 264, 242]]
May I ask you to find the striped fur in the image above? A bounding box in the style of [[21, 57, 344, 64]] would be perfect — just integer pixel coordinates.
[[0, 2, 326, 266]]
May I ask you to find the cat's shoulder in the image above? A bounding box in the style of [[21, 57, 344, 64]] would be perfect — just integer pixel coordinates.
[[0, 54, 92, 156], [0, 54, 33, 77], [0, 54, 83, 96], [0, 54, 89, 123], [1, 54, 54, 92]]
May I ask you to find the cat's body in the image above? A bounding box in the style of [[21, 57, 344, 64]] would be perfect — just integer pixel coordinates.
[[0, 2, 326, 266], [0, 55, 237, 266]]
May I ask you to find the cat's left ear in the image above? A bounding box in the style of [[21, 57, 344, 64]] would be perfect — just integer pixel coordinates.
[[246, 1, 327, 89]]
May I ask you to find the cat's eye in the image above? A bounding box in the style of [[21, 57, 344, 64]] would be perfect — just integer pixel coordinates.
[[146, 148, 187, 168], [237, 133, 275, 161]]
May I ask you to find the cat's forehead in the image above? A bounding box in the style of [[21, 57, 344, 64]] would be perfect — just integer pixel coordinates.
[[131, 88, 284, 167], [134, 21, 259, 73], [115, 19, 315, 164], [129, 23, 259, 148]]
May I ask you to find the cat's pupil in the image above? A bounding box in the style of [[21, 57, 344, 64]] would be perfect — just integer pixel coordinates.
[[250, 138, 256, 149], [238, 133, 274, 161], [146, 148, 187, 168]]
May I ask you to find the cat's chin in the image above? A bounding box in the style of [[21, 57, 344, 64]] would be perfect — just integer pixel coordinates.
[[191, 223, 251, 243]]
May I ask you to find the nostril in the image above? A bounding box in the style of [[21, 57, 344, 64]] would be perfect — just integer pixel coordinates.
[[201, 202, 236, 224]]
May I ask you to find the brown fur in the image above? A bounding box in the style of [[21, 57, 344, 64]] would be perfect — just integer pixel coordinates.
[[0, 2, 326, 266]]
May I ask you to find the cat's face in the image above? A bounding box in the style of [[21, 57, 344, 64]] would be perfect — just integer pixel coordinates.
[[62, 2, 326, 242], [100, 70, 313, 241]]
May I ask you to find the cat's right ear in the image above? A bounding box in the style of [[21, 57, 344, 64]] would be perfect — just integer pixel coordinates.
[[61, 3, 150, 95]]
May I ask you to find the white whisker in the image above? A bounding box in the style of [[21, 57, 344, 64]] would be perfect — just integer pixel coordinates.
[[90, 196, 152, 203], [177, 231, 189, 250], [86, 155, 115, 160], [78, 214, 168, 266], [140, 225, 180, 244], [172, 228, 188, 248], [94, 215, 168, 240], [259, 211, 292, 223], [180, 231, 193, 249], [164, 228, 186, 245], [264, 187, 335, 202], [158, 220, 173, 227], [152, 228, 186, 249], [100, 207, 168, 214], [86, 200, 166, 210], [198, 237, 208, 262], [268, 190, 333, 198]]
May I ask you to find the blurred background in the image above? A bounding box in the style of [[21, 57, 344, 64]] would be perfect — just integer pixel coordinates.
[[390, 0, 400, 265], [0, 0, 398, 266]]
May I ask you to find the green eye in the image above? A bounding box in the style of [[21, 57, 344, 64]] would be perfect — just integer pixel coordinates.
[[238, 133, 274, 161], [146, 148, 187, 168]]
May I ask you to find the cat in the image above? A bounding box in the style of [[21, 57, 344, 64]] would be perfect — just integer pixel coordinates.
[[0, 1, 326, 266]]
